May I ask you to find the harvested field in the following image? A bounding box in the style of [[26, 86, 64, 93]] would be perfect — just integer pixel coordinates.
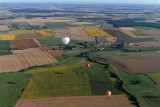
[[130, 41, 160, 47], [120, 30, 136, 38], [0, 25, 9, 31], [9, 40, 39, 49], [54, 28, 95, 41], [142, 30, 160, 37], [12, 48, 41, 54], [38, 46, 52, 51], [0, 55, 22, 73], [119, 27, 136, 31], [16, 51, 57, 69], [69, 27, 88, 36], [104, 29, 131, 38], [154, 85, 160, 90], [15, 95, 132, 107], [48, 50, 65, 57], [108, 59, 160, 74], [55, 33, 95, 42]]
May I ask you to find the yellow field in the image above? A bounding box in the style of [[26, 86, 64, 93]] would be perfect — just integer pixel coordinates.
[[14, 30, 36, 36], [85, 29, 113, 37], [37, 29, 55, 38], [0, 35, 15, 40], [20, 64, 92, 99]]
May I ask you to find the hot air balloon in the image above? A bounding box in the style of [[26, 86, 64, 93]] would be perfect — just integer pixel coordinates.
[[86, 64, 90, 68], [106, 91, 111, 96], [62, 37, 70, 45]]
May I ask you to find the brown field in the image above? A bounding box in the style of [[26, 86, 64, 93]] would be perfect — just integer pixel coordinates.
[[38, 46, 52, 51], [15, 95, 132, 107], [119, 27, 136, 31], [129, 41, 160, 47], [16, 51, 57, 69], [0, 25, 9, 31], [68, 27, 88, 36], [85, 25, 101, 29], [142, 30, 160, 37], [0, 55, 22, 73], [9, 40, 39, 49], [154, 84, 160, 90], [54, 28, 95, 41], [48, 50, 65, 57], [120, 30, 136, 38], [12, 48, 41, 54], [108, 59, 160, 74], [104, 29, 131, 38]]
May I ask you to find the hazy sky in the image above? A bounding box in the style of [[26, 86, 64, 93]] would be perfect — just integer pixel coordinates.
[[0, 0, 159, 4]]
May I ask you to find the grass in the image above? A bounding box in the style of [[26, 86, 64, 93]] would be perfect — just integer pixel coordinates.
[[85, 63, 122, 95], [131, 30, 150, 36], [0, 72, 30, 107], [147, 73, 160, 84], [107, 65, 160, 107], [118, 37, 156, 43], [20, 64, 92, 99], [0, 40, 12, 55]]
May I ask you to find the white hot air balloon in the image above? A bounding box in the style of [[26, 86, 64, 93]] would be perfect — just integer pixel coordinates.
[[62, 37, 70, 45]]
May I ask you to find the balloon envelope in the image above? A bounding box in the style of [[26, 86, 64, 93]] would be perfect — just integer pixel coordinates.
[[86, 64, 90, 68], [106, 91, 111, 96], [62, 37, 70, 45]]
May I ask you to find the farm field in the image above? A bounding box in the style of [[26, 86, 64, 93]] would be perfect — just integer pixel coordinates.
[[147, 72, 160, 84], [119, 30, 136, 38], [16, 51, 57, 69], [129, 41, 160, 47], [68, 22, 95, 25], [12, 48, 41, 54], [131, 30, 150, 36], [20, 64, 92, 99], [54, 28, 95, 42], [0, 25, 9, 31], [16, 95, 132, 107], [107, 59, 160, 74], [85, 29, 113, 37], [0, 55, 22, 73], [141, 30, 160, 37], [108, 65, 160, 107], [119, 27, 136, 31], [0, 35, 15, 40], [48, 50, 66, 57], [9, 39, 39, 49], [14, 29, 55, 39], [0, 72, 30, 107], [0, 40, 12, 55], [118, 37, 156, 43]]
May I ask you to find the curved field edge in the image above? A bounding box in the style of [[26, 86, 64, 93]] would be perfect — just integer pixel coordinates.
[[107, 65, 160, 107], [0, 72, 30, 107], [20, 63, 122, 100]]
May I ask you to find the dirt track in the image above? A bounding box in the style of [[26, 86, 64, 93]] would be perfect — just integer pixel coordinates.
[[15, 95, 132, 107]]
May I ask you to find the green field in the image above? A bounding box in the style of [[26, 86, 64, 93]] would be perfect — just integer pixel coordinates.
[[45, 22, 75, 28], [107, 65, 160, 107], [131, 30, 150, 36], [38, 38, 84, 47], [118, 37, 156, 43], [0, 40, 12, 55], [0, 72, 30, 107], [147, 73, 160, 84]]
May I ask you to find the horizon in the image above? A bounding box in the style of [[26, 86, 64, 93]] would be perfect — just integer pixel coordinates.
[[0, 0, 159, 5]]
